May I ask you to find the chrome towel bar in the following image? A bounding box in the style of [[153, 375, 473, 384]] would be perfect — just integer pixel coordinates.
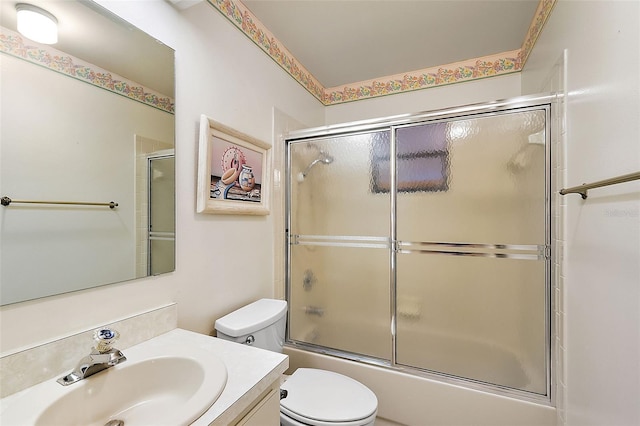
[[1, 196, 118, 209], [559, 171, 640, 199]]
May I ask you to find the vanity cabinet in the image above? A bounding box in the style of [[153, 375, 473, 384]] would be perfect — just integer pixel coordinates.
[[234, 384, 280, 425]]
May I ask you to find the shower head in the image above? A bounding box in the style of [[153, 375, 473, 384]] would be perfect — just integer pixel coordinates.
[[297, 151, 334, 182]]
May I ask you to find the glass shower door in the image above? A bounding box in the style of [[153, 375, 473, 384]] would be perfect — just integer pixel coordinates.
[[286, 97, 552, 399], [148, 155, 175, 275], [288, 131, 392, 360], [394, 109, 549, 394]]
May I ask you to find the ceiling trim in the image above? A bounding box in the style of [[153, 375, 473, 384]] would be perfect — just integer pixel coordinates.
[[521, 0, 557, 66], [324, 49, 522, 105], [0, 28, 175, 114], [207, 0, 556, 106]]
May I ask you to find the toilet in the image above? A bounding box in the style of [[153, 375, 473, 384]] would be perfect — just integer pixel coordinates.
[[214, 298, 378, 426]]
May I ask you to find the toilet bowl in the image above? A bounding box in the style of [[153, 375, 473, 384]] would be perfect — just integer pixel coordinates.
[[214, 299, 378, 426], [280, 368, 377, 426]]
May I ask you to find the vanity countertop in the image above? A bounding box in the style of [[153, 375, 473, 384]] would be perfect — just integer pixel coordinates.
[[0, 328, 288, 426], [144, 328, 288, 425]]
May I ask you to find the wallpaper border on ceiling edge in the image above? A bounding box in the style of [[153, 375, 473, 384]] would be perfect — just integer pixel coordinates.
[[0, 28, 175, 114], [323, 50, 523, 105], [207, 0, 557, 106], [519, 0, 558, 67]]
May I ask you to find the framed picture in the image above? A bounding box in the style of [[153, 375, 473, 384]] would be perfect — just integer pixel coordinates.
[[197, 115, 271, 215]]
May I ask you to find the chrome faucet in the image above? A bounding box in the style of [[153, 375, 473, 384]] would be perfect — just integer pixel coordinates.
[[57, 328, 126, 386]]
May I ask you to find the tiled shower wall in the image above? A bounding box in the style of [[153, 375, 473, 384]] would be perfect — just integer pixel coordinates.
[[546, 50, 568, 425]]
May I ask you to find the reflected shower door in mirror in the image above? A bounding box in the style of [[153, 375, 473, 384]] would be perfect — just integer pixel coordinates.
[[0, 1, 175, 305], [286, 102, 551, 398], [147, 153, 176, 276]]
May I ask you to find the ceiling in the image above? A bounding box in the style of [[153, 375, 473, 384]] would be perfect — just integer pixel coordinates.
[[242, 0, 540, 88]]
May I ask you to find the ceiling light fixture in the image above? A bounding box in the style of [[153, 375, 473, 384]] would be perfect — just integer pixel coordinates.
[[15, 3, 58, 44]]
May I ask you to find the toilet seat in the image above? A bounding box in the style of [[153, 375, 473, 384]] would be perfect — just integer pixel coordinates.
[[280, 368, 377, 426]]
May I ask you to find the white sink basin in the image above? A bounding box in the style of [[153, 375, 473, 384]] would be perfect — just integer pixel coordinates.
[[1, 341, 227, 426]]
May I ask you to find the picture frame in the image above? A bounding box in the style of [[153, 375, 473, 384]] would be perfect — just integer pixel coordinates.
[[197, 115, 271, 215]]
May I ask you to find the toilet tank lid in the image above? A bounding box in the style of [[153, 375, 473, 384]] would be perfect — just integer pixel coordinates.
[[214, 299, 287, 337]]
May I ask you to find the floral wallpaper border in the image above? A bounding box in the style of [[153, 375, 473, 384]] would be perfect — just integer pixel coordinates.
[[324, 49, 522, 105], [0, 28, 175, 114], [209, 0, 556, 106], [520, 0, 557, 66]]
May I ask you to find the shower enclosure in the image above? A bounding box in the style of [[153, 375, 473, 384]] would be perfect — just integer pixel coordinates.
[[285, 95, 554, 400]]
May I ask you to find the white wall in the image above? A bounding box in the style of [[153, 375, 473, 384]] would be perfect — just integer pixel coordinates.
[[522, 1, 640, 425], [0, 0, 323, 354]]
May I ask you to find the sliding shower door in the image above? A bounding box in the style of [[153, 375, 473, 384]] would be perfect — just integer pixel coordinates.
[[288, 132, 392, 360], [286, 97, 552, 398], [394, 110, 548, 395]]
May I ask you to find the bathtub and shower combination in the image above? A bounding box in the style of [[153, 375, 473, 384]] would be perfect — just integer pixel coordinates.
[[283, 95, 558, 425]]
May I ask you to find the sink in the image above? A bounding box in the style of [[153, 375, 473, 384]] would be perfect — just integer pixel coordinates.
[[1, 341, 227, 426]]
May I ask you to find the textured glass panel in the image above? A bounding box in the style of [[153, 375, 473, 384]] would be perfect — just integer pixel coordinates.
[[149, 238, 175, 275], [149, 156, 175, 275], [149, 157, 175, 234], [391, 122, 449, 193], [396, 253, 547, 394], [396, 110, 546, 245], [289, 131, 390, 237], [289, 244, 391, 360]]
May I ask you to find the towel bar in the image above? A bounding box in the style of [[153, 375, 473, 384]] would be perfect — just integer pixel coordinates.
[[559, 171, 640, 199], [1, 196, 118, 209]]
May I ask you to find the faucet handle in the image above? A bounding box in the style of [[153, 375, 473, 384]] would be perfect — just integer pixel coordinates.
[[93, 328, 120, 353]]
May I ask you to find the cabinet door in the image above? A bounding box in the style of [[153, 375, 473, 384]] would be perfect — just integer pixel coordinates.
[[235, 388, 279, 426]]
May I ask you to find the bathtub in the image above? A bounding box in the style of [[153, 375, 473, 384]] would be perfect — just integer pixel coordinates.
[[285, 323, 554, 426]]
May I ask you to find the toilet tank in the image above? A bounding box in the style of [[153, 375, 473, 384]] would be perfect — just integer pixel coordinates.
[[214, 299, 287, 353]]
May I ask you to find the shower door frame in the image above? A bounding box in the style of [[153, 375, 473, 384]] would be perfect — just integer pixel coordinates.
[[284, 93, 558, 405]]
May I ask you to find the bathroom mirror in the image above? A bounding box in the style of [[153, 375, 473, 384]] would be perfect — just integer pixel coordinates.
[[0, 0, 175, 305]]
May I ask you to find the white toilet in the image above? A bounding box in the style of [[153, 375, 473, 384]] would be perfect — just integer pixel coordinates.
[[214, 298, 378, 426]]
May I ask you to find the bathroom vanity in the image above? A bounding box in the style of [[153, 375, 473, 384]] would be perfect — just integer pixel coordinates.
[[0, 328, 288, 425], [187, 328, 288, 425]]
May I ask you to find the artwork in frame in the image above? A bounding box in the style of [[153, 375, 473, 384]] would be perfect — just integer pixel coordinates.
[[197, 115, 271, 215]]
